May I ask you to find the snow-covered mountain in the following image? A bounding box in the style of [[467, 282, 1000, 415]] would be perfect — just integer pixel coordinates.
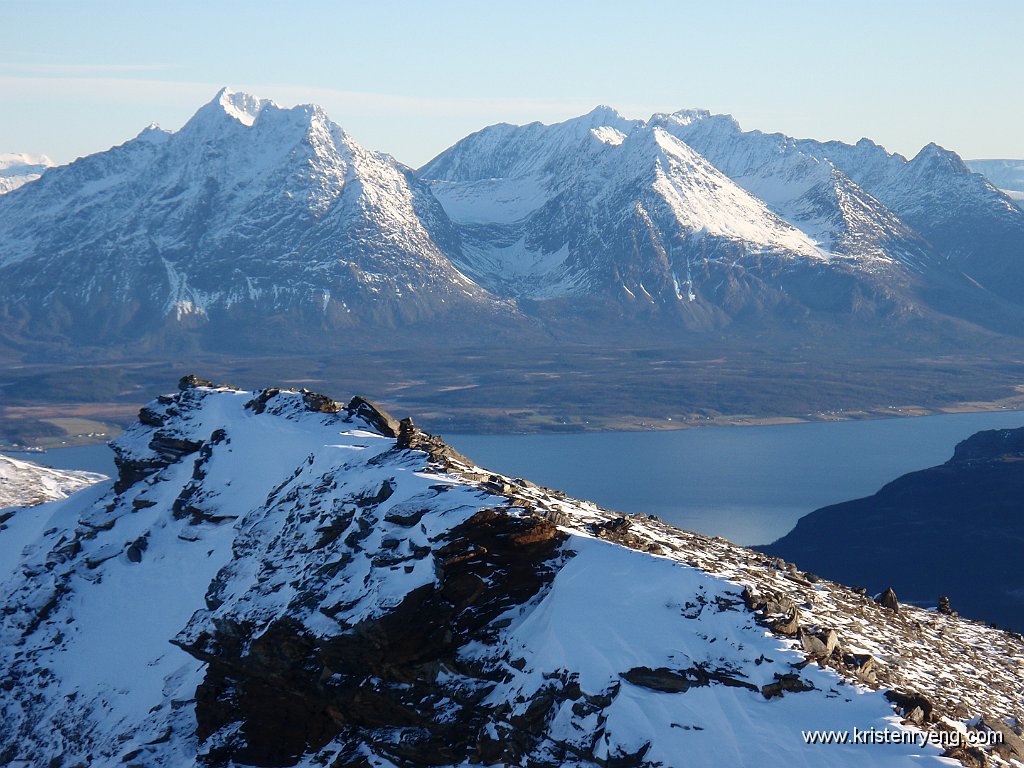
[[968, 159, 1024, 206], [664, 116, 1024, 305], [1, 91, 1022, 352], [2, 377, 1022, 767], [419, 109, 920, 325], [0, 152, 53, 194], [0, 452, 105, 509], [649, 112, 935, 269], [419, 107, 1024, 331], [0, 90, 516, 350]]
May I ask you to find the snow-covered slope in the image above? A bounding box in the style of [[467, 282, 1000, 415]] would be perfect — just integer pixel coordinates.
[[651, 112, 935, 270], [0, 90, 512, 349], [0, 153, 53, 194], [419, 110, 921, 323], [2, 378, 1021, 767], [0, 452, 105, 508]]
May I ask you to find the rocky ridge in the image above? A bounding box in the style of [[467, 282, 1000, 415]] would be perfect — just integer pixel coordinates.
[[0, 379, 1022, 767]]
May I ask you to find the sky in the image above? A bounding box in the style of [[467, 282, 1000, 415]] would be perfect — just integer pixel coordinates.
[[2, 0, 1022, 168]]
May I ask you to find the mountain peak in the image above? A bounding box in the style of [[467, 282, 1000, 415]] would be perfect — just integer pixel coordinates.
[[133, 122, 171, 144], [211, 87, 270, 126], [582, 104, 625, 123], [909, 141, 969, 174], [0, 152, 54, 170], [557, 105, 640, 137], [667, 107, 712, 125]]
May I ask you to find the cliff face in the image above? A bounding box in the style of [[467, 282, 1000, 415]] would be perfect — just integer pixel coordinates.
[[765, 426, 1024, 632], [1, 380, 1022, 767]]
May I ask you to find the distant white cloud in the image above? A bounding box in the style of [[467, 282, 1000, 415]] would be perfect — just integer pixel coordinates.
[[0, 63, 174, 75]]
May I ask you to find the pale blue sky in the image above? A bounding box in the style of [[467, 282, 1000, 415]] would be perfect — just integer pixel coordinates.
[[2, 0, 1021, 167]]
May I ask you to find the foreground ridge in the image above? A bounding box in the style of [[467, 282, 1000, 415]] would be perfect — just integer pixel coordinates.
[[1, 377, 1021, 767]]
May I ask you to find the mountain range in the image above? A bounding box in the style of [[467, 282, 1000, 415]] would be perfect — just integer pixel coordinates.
[[1, 89, 1022, 355], [2, 378, 1022, 767]]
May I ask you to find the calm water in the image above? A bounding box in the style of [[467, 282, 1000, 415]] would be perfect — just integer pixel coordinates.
[[11, 410, 1023, 546], [447, 411, 1024, 546]]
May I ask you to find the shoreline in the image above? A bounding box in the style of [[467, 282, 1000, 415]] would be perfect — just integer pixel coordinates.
[[5, 396, 1023, 451]]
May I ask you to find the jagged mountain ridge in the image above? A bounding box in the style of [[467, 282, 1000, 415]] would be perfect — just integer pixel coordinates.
[[1, 91, 1022, 352], [969, 160, 1024, 207], [421, 109, 842, 314], [0, 90, 517, 350], [419, 108, 921, 327], [420, 107, 1024, 331], [1, 378, 1023, 767]]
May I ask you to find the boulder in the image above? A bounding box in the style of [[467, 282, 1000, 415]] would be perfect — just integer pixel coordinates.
[[347, 396, 401, 438], [761, 673, 814, 699], [178, 374, 214, 390], [876, 587, 900, 613]]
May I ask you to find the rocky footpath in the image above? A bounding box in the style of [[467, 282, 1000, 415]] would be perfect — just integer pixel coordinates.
[[0, 378, 1022, 768]]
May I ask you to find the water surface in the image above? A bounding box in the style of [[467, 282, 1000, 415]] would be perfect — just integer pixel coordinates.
[[448, 411, 1024, 546], [11, 410, 1023, 546]]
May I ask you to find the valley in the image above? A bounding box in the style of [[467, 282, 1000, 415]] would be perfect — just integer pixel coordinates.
[[3, 340, 1024, 448]]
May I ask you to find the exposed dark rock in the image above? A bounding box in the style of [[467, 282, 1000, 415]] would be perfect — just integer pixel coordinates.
[[938, 595, 955, 616], [798, 628, 828, 660], [761, 673, 814, 699], [621, 665, 758, 694], [112, 423, 203, 495], [843, 653, 879, 685], [347, 396, 401, 438], [395, 417, 471, 467], [885, 689, 934, 723], [876, 587, 900, 613], [605, 741, 652, 768], [772, 606, 801, 636], [126, 536, 148, 564], [300, 390, 340, 414], [587, 516, 663, 553], [942, 744, 989, 767], [137, 407, 166, 427], [175, 508, 567, 767], [179, 375, 214, 390], [979, 714, 1024, 763], [245, 388, 281, 415]]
